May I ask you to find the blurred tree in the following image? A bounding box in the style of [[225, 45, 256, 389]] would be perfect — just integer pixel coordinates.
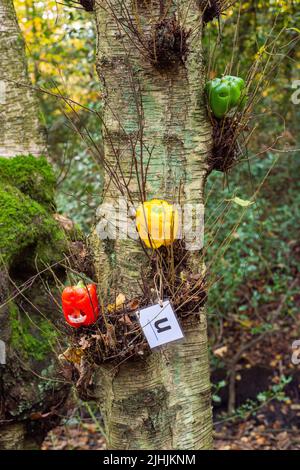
[[0, 0, 46, 156], [0, 0, 69, 449], [14, 0, 103, 232]]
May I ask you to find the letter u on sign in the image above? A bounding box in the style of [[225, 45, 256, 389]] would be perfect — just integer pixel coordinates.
[[137, 301, 184, 349]]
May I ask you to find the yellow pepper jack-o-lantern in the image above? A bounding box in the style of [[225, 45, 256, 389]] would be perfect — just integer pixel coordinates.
[[136, 199, 179, 249]]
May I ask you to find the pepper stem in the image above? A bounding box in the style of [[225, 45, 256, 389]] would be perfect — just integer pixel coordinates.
[[76, 280, 86, 288]]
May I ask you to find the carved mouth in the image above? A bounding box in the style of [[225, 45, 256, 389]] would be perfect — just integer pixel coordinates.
[[68, 313, 87, 324]]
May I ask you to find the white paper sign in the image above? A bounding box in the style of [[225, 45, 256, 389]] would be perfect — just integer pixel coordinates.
[[137, 300, 184, 349]]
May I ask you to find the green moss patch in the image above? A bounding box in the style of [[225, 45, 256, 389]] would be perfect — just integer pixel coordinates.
[[9, 302, 58, 361], [0, 154, 56, 207], [0, 155, 67, 269]]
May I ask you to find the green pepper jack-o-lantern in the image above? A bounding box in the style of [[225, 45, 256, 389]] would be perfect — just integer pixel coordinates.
[[205, 75, 246, 119]]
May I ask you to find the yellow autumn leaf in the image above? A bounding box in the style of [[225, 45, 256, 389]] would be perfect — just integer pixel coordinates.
[[237, 319, 253, 329], [255, 45, 266, 60], [58, 347, 84, 364], [107, 293, 126, 313]]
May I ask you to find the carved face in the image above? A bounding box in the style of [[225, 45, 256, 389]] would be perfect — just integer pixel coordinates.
[[62, 284, 99, 328]]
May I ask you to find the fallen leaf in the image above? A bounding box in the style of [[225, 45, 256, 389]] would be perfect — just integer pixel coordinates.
[[118, 314, 133, 326], [79, 336, 92, 350], [126, 298, 139, 311], [103, 324, 117, 349], [237, 318, 253, 329], [91, 333, 102, 341], [59, 347, 84, 364], [53, 213, 74, 232], [256, 436, 266, 446], [30, 410, 53, 420], [213, 345, 228, 358], [107, 293, 126, 313]]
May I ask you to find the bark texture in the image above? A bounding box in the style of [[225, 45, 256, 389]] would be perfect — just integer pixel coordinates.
[[0, 423, 40, 450], [0, 0, 69, 450], [0, 423, 26, 450], [94, 316, 212, 449], [91, 0, 213, 449], [0, 0, 46, 157]]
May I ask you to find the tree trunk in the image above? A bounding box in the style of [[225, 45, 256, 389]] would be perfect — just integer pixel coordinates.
[[0, 0, 69, 450], [0, 423, 40, 450], [0, 423, 27, 450], [93, 316, 212, 449], [0, 0, 46, 157], [91, 1, 213, 450]]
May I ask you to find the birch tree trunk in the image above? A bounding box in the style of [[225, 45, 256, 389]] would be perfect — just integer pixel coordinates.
[[0, 0, 68, 449], [91, 0, 213, 450], [0, 0, 46, 157]]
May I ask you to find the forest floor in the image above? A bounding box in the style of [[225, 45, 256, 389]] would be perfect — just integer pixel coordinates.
[[43, 268, 300, 451], [43, 308, 300, 450], [42, 403, 300, 450], [42, 392, 300, 450]]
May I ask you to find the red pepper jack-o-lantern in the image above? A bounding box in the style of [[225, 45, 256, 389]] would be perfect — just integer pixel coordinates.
[[62, 282, 99, 328]]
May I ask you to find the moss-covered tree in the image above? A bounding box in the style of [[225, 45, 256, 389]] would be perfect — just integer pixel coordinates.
[[0, 0, 69, 449]]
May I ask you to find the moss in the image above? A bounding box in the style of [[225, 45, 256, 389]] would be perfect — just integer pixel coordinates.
[[0, 183, 66, 267], [0, 155, 68, 269], [0, 155, 56, 207], [9, 302, 58, 361]]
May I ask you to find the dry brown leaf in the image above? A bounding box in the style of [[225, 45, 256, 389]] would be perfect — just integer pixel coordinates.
[[213, 345, 228, 358], [79, 335, 92, 350], [91, 333, 102, 341], [53, 213, 74, 232], [103, 324, 117, 349], [118, 314, 133, 327], [256, 436, 267, 446], [60, 361, 73, 381], [126, 298, 139, 311], [30, 411, 53, 420]]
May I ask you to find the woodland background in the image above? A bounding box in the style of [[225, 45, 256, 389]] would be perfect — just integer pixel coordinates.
[[5, 0, 300, 450]]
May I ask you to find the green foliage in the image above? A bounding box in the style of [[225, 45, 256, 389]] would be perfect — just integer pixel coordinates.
[[56, 148, 103, 233], [203, 0, 300, 133], [212, 380, 227, 404], [9, 302, 58, 361], [206, 153, 300, 327], [233, 375, 292, 422], [215, 375, 292, 425]]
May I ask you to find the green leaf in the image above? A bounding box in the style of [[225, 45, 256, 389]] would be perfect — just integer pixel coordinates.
[[257, 392, 267, 402], [232, 196, 254, 207], [212, 394, 222, 403]]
